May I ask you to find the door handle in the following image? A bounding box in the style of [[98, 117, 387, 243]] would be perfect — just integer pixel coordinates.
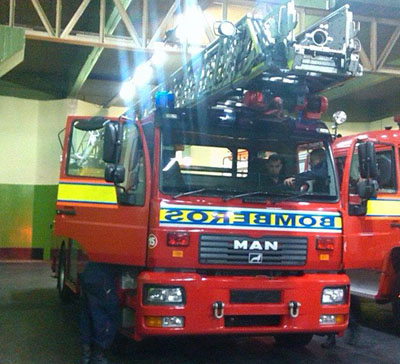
[[56, 208, 76, 216], [390, 222, 400, 228]]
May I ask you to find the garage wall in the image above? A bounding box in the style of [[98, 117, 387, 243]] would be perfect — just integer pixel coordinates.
[[0, 96, 125, 260]]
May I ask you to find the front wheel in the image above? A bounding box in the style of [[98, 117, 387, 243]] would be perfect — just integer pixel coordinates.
[[57, 244, 74, 303], [274, 334, 313, 347]]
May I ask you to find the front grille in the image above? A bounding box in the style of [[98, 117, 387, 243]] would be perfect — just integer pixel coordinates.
[[199, 234, 307, 266], [225, 315, 281, 327], [230, 290, 281, 304]]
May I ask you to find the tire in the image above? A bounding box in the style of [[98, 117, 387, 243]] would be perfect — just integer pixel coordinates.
[[274, 334, 313, 348], [57, 244, 74, 303], [391, 273, 400, 333]]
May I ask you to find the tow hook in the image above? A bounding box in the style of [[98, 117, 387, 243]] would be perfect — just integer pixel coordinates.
[[289, 300, 301, 318], [212, 301, 225, 319]]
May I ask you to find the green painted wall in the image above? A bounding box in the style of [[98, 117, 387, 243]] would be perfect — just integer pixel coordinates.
[[0, 184, 33, 248], [0, 95, 126, 259], [32, 185, 58, 259]]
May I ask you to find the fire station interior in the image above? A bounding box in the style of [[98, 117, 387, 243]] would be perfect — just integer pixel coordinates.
[[1, 1, 400, 363]]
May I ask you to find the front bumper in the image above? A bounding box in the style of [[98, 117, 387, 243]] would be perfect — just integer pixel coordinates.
[[126, 272, 349, 340]]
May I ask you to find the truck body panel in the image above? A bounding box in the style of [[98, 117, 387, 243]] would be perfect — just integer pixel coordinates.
[[333, 130, 400, 302]]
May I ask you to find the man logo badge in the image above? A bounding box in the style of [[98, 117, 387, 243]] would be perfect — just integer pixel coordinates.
[[249, 253, 263, 264], [233, 239, 279, 251]]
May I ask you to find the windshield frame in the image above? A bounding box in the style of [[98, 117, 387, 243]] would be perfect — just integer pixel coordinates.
[[158, 122, 339, 203]]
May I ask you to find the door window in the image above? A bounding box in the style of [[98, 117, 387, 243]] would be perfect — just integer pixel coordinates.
[[66, 120, 106, 178], [376, 149, 395, 193]]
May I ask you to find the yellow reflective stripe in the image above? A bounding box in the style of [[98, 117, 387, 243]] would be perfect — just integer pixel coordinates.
[[367, 199, 400, 216], [57, 183, 117, 204]]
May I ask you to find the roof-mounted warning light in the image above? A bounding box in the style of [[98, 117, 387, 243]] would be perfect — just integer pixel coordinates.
[[302, 96, 328, 120], [242, 91, 283, 117], [242, 91, 266, 109], [155, 91, 174, 110]]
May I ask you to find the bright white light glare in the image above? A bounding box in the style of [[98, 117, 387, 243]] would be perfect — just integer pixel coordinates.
[[217, 21, 236, 37], [333, 110, 347, 125], [188, 45, 204, 55], [133, 62, 154, 86], [175, 5, 204, 45], [151, 49, 168, 67], [119, 80, 135, 101]]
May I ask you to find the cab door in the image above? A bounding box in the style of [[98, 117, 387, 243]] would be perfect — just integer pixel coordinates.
[[54, 116, 151, 266], [342, 141, 399, 297]]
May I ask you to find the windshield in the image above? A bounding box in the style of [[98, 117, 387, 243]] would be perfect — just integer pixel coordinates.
[[159, 127, 338, 201]]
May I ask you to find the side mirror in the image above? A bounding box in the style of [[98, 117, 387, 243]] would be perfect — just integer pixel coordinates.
[[357, 179, 378, 200], [103, 121, 121, 163], [105, 164, 125, 184], [358, 141, 378, 179]]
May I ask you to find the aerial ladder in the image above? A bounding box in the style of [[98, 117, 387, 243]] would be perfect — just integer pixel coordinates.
[[134, 1, 362, 117]]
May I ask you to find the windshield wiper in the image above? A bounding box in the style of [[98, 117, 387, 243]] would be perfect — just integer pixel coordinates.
[[172, 188, 224, 199], [223, 191, 272, 202]]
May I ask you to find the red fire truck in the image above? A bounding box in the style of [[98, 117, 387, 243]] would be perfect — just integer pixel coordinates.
[[53, 3, 362, 345], [333, 119, 400, 329]]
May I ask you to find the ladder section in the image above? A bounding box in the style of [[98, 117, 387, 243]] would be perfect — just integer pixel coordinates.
[[137, 2, 362, 114]]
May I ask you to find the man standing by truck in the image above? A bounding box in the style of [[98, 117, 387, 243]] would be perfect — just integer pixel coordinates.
[[79, 262, 120, 364]]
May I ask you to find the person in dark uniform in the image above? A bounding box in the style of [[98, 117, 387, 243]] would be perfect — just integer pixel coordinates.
[[265, 154, 285, 186], [79, 262, 120, 364], [284, 148, 329, 192], [346, 295, 361, 346]]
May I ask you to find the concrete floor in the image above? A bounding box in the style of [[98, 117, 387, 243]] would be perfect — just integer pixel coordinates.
[[1, 261, 399, 364]]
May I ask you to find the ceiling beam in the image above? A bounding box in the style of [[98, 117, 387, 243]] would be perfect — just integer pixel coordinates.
[[60, 0, 91, 38], [30, 0, 55, 37], [148, 0, 180, 48], [69, 0, 133, 97], [0, 25, 25, 78], [100, 0, 105, 42], [55, 0, 62, 37], [142, 0, 148, 47], [112, 0, 141, 47], [377, 26, 400, 70], [25, 29, 185, 54], [9, 0, 15, 27]]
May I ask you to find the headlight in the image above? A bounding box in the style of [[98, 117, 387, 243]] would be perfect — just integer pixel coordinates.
[[321, 286, 346, 304], [144, 286, 184, 305]]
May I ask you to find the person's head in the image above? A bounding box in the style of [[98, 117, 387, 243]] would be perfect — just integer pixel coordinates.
[[310, 148, 326, 167], [266, 154, 283, 177]]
